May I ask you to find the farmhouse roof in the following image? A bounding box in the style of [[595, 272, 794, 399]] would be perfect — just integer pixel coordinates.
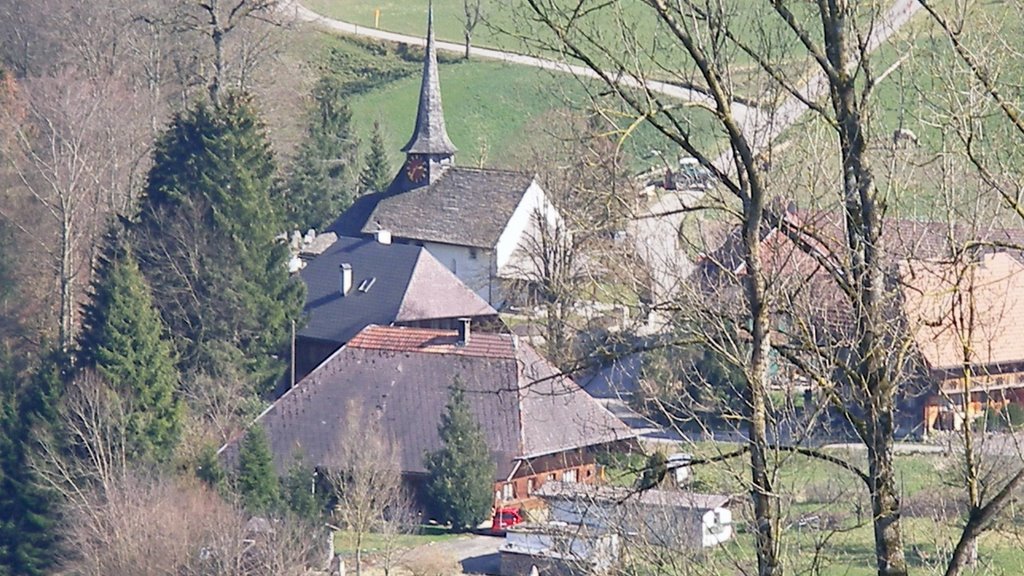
[[220, 325, 635, 479], [902, 252, 1024, 371], [297, 236, 495, 345], [329, 167, 536, 248]]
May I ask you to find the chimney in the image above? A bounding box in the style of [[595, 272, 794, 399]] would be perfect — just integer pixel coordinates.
[[457, 317, 471, 346], [339, 263, 352, 296], [375, 229, 392, 245]]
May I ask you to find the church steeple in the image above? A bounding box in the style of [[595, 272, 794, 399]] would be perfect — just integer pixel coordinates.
[[402, 1, 457, 161]]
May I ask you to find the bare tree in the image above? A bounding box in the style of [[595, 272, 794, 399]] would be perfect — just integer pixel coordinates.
[[0, 72, 148, 350], [324, 401, 408, 576], [463, 0, 484, 59]]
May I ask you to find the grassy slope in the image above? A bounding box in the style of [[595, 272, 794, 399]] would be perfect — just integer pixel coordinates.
[[287, 29, 723, 174], [769, 1, 1024, 223], [610, 444, 1024, 574], [347, 56, 723, 172]]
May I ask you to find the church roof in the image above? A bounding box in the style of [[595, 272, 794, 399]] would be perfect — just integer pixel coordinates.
[[329, 167, 536, 249], [297, 236, 495, 345], [402, 4, 457, 157]]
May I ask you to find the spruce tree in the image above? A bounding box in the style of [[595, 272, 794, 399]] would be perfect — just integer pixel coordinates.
[[135, 93, 304, 392], [0, 351, 64, 576], [424, 385, 495, 530], [284, 73, 359, 231], [79, 229, 182, 463], [358, 120, 392, 195], [236, 425, 280, 513], [281, 457, 321, 521]]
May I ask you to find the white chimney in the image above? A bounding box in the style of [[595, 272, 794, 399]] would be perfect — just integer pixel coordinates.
[[375, 229, 392, 245], [339, 263, 352, 296], [457, 317, 471, 346]]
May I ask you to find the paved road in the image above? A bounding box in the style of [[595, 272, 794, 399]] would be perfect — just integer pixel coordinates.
[[281, 0, 753, 127], [718, 0, 922, 170], [636, 0, 923, 306]]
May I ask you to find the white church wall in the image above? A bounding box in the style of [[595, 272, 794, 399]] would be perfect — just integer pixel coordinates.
[[495, 181, 563, 274], [421, 240, 501, 306]]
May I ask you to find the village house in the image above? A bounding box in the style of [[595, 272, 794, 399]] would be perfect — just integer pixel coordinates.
[[292, 233, 499, 380], [901, 252, 1024, 431], [329, 8, 562, 308], [534, 481, 734, 550], [695, 208, 1024, 430], [222, 323, 636, 508]]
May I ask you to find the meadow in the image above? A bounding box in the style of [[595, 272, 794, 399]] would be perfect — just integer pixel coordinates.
[[607, 443, 1024, 575]]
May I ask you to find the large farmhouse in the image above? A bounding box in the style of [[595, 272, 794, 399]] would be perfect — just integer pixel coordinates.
[[222, 324, 636, 506], [696, 208, 1024, 430], [329, 9, 561, 307]]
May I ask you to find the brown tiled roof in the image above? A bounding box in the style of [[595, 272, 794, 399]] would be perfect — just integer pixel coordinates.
[[220, 326, 636, 479], [902, 253, 1024, 371], [347, 325, 516, 359]]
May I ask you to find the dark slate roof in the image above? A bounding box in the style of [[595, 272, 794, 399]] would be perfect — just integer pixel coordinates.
[[297, 236, 495, 345], [220, 326, 636, 480], [402, 5, 457, 156], [329, 167, 536, 248]]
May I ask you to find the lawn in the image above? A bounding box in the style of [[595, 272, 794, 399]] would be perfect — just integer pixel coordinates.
[[293, 30, 727, 172], [762, 0, 1024, 222], [333, 525, 459, 554], [606, 441, 1024, 574], [302, 0, 822, 102]]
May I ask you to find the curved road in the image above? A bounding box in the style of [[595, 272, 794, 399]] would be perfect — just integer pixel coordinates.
[[281, 0, 753, 127]]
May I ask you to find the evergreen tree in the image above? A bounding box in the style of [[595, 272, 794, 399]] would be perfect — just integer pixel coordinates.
[[78, 228, 182, 463], [281, 456, 321, 521], [424, 385, 494, 530], [196, 443, 227, 492], [135, 93, 304, 393], [358, 120, 392, 195], [0, 351, 64, 576], [236, 425, 280, 513], [284, 73, 359, 231]]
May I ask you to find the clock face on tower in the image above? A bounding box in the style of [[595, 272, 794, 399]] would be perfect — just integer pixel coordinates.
[[405, 156, 428, 184]]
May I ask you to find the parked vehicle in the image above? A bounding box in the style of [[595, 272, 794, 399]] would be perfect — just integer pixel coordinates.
[[490, 506, 524, 535]]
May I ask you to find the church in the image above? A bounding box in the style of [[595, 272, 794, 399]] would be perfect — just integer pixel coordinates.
[[329, 8, 562, 308]]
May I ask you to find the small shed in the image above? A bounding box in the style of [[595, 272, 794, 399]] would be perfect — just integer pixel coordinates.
[[500, 522, 619, 576], [534, 482, 733, 550]]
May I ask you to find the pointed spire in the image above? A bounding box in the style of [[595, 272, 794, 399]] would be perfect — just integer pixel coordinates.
[[402, 1, 457, 157]]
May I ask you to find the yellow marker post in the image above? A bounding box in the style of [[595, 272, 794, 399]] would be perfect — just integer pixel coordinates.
[[374, 8, 381, 29]]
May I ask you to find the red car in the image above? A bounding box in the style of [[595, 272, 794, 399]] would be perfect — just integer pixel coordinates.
[[490, 507, 523, 535]]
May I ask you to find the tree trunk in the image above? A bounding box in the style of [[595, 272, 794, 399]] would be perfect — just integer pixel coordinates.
[[866, 411, 907, 576], [742, 184, 781, 576], [464, 32, 472, 59]]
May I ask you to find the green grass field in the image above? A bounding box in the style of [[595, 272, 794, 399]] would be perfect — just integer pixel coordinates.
[[287, 29, 725, 174], [302, 0, 823, 102], [605, 442, 1024, 575]]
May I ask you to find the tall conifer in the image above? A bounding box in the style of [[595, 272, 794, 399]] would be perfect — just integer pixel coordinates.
[[424, 385, 494, 530], [236, 425, 280, 513], [284, 73, 359, 231], [78, 228, 181, 462], [358, 120, 392, 195], [136, 94, 304, 392]]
